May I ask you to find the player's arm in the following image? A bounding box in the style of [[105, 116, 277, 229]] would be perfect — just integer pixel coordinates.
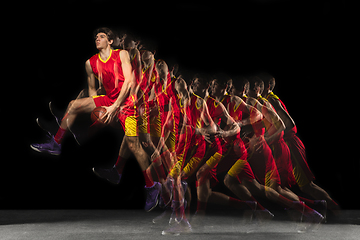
[[140, 51, 155, 98], [215, 101, 240, 138], [85, 60, 97, 97], [267, 97, 296, 132], [129, 48, 142, 97], [196, 100, 217, 143], [103, 50, 133, 122], [237, 99, 263, 127], [261, 101, 286, 143]]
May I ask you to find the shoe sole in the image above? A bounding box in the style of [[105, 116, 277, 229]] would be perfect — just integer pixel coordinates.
[[92, 168, 120, 185], [30, 144, 60, 156], [145, 197, 159, 212]]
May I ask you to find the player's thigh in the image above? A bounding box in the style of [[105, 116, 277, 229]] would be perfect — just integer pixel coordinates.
[[69, 97, 96, 113]]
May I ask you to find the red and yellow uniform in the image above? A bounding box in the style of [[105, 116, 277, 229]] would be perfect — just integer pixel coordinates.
[[266, 92, 314, 188], [244, 97, 281, 188], [181, 94, 210, 178], [261, 94, 296, 188], [225, 98, 255, 183], [136, 56, 157, 135], [89, 49, 137, 136], [168, 97, 194, 178]]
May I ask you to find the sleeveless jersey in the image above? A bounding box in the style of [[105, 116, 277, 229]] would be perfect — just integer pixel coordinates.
[[266, 92, 297, 137], [89, 49, 124, 100]]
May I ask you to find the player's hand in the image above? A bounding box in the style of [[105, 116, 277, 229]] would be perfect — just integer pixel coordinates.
[[102, 104, 118, 124], [247, 135, 264, 152], [197, 128, 215, 144]]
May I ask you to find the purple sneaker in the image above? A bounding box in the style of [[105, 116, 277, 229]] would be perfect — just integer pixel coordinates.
[[92, 166, 121, 185], [30, 135, 61, 155], [144, 182, 161, 212]]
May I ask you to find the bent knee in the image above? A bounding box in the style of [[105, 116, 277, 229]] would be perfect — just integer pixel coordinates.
[[223, 174, 233, 188]]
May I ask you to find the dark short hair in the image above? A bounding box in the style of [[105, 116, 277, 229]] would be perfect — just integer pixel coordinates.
[[192, 73, 211, 85], [93, 27, 116, 44], [213, 73, 231, 88], [232, 76, 249, 92], [248, 76, 264, 91]]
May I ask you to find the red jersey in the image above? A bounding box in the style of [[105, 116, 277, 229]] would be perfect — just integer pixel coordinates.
[[188, 94, 204, 129], [206, 95, 230, 126], [89, 49, 124, 100], [265, 92, 297, 138]]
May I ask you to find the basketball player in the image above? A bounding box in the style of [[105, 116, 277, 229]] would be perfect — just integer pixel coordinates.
[[30, 27, 131, 155], [189, 75, 274, 222], [93, 46, 162, 212], [262, 75, 340, 214]]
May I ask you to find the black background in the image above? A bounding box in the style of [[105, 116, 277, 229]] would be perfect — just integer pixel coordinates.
[[5, 0, 357, 210]]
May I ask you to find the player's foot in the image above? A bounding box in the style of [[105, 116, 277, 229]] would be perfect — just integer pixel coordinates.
[[30, 135, 61, 155], [169, 200, 188, 226], [144, 182, 161, 212], [162, 218, 192, 236], [303, 209, 325, 224], [254, 208, 275, 221], [287, 201, 305, 222], [152, 206, 172, 225], [190, 211, 206, 231], [92, 166, 121, 184], [158, 178, 173, 208], [313, 200, 327, 223], [298, 209, 324, 233]]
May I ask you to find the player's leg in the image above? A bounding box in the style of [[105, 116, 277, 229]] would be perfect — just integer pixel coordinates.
[[223, 174, 270, 215], [300, 181, 340, 212], [60, 97, 97, 131], [92, 136, 132, 184], [126, 135, 161, 212], [30, 97, 96, 155], [243, 178, 324, 223], [287, 135, 339, 212], [195, 164, 212, 215]]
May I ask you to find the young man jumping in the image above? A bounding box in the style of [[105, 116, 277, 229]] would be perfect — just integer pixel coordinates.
[[30, 27, 132, 155]]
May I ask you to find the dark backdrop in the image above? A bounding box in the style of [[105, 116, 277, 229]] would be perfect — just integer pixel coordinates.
[[6, 0, 357, 210]]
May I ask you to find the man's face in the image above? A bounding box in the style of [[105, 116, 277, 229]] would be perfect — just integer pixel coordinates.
[[155, 60, 168, 78], [210, 79, 223, 96], [141, 51, 154, 67], [248, 82, 261, 98], [175, 78, 188, 96], [191, 78, 205, 95], [95, 33, 112, 50]]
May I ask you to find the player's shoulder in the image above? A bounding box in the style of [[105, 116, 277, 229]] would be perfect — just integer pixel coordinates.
[[206, 95, 216, 104], [231, 95, 243, 104], [89, 52, 99, 61], [266, 93, 283, 110], [119, 49, 130, 62]]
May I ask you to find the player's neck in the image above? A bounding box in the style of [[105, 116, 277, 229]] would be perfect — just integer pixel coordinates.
[[214, 93, 224, 102], [99, 47, 112, 61], [264, 89, 271, 97]]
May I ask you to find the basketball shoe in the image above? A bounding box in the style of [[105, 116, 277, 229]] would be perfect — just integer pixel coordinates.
[[92, 166, 121, 185], [30, 135, 62, 155]]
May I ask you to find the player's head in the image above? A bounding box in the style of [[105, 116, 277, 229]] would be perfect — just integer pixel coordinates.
[[263, 75, 276, 93], [231, 76, 249, 96], [123, 33, 136, 50], [141, 50, 154, 67], [155, 59, 168, 79], [248, 76, 264, 98], [93, 27, 116, 50], [190, 73, 210, 96], [175, 77, 189, 98], [210, 73, 231, 97]]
